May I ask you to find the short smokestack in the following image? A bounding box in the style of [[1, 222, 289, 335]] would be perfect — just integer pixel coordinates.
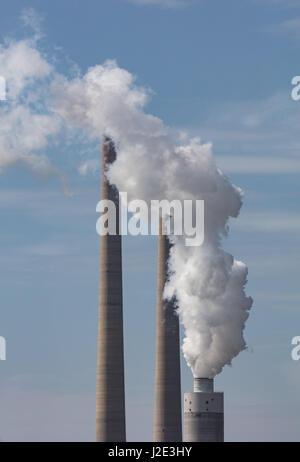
[[194, 378, 213, 393], [183, 378, 224, 442]]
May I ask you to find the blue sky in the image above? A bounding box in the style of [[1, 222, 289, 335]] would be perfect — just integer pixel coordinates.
[[0, 0, 300, 441]]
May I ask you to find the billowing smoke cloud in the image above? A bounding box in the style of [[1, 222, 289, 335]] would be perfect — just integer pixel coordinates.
[[0, 14, 252, 377], [51, 60, 253, 378], [0, 11, 66, 188], [166, 237, 252, 378]]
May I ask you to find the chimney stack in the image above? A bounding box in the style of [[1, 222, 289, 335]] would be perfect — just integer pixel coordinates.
[[183, 378, 224, 442], [153, 218, 182, 441], [95, 137, 126, 442]]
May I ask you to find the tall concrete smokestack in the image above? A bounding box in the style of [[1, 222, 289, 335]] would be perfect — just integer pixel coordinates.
[[183, 378, 224, 442], [95, 137, 126, 442], [153, 219, 182, 442]]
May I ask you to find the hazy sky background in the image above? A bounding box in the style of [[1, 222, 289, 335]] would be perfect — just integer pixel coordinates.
[[0, 0, 300, 441]]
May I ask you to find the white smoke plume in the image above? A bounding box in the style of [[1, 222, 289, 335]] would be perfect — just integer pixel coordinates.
[[51, 60, 253, 378], [0, 13, 66, 188], [0, 13, 252, 377]]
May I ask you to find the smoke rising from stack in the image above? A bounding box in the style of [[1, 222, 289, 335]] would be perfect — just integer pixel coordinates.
[[184, 378, 224, 442], [154, 218, 182, 441], [96, 137, 126, 442], [52, 60, 252, 378], [0, 15, 68, 189], [0, 19, 253, 379]]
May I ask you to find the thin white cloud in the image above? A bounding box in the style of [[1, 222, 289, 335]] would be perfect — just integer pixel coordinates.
[[0, 188, 95, 217], [263, 3, 300, 38], [279, 16, 300, 37], [280, 362, 300, 389], [232, 253, 299, 277], [254, 292, 300, 304], [235, 211, 300, 232], [78, 158, 100, 176], [126, 0, 193, 8], [0, 15, 70, 190], [0, 386, 94, 442], [194, 92, 300, 175], [20, 7, 44, 41], [217, 155, 300, 174], [0, 40, 51, 99], [257, 0, 300, 6]]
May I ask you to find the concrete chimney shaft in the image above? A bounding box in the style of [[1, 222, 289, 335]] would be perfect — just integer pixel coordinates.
[[153, 218, 182, 442], [95, 137, 126, 442]]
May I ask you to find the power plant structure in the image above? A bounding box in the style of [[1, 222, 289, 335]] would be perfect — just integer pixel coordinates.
[[153, 218, 182, 441], [95, 137, 126, 442], [183, 378, 224, 442], [95, 138, 224, 443]]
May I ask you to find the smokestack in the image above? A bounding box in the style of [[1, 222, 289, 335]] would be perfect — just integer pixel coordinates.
[[153, 218, 182, 442], [95, 137, 126, 442], [183, 378, 224, 442]]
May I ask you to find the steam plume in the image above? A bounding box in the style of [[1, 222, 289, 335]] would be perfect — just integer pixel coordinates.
[[52, 60, 253, 378], [0, 14, 65, 187], [0, 16, 252, 377]]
